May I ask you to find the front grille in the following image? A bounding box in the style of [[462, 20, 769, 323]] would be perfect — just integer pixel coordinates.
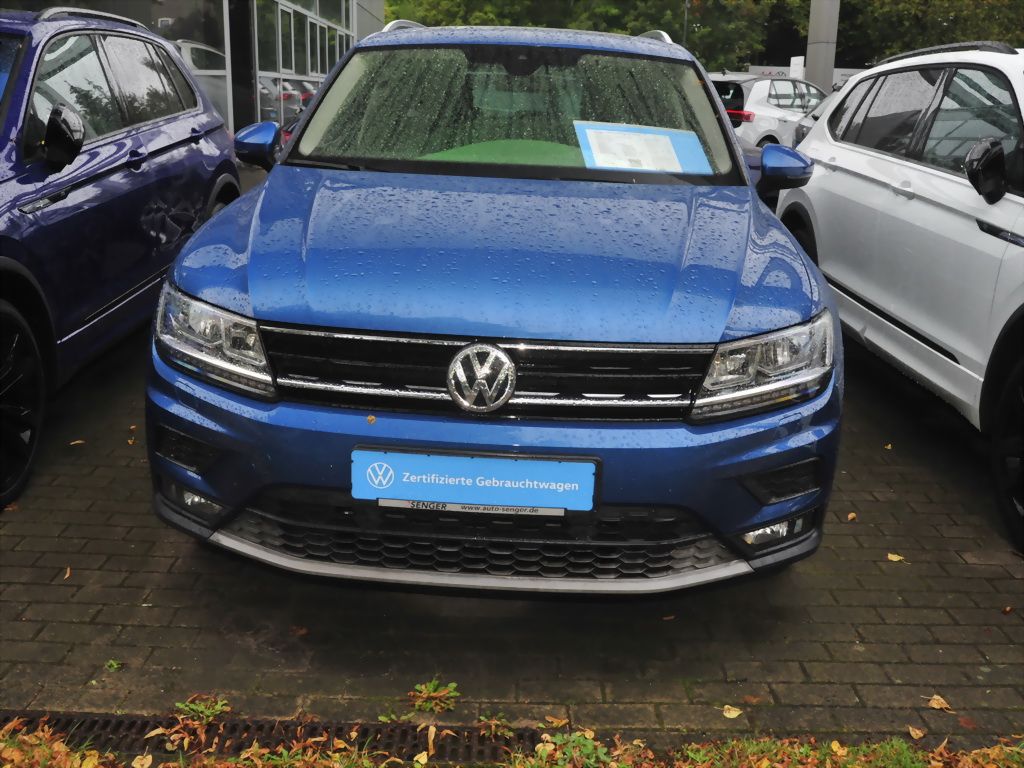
[[221, 488, 740, 580], [260, 325, 714, 420]]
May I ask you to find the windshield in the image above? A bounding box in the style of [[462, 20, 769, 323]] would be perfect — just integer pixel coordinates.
[[294, 44, 738, 184]]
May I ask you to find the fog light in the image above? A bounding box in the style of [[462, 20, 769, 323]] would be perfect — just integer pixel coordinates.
[[742, 521, 789, 546], [740, 514, 811, 547], [163, 479, 224, 519]]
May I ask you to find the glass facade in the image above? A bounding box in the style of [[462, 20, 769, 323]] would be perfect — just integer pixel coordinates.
[[255, 0, 355, 128], [5, 1, 377, 131]]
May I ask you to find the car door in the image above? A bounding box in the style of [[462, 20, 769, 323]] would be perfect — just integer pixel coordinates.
[[809, 69, 945, 310], [99, 34, 210, 269], [11, 32, 155, 342], [871, 65, 1023, 395]]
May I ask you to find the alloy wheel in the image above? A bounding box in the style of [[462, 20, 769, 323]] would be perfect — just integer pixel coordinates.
[[0, 302, 45, 506]]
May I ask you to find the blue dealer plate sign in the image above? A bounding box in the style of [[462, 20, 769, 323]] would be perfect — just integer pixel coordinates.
[[351, 449, 596, 514]]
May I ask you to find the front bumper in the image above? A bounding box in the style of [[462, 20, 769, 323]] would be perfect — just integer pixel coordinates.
[[147, 348, 841, 593]]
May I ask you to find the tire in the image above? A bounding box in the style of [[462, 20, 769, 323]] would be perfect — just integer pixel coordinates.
[[0, 300, 46, 507], [757, 137, 778, 148], [991, 359, 1023, 543]]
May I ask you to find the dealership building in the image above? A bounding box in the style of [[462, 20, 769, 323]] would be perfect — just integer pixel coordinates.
[[12, 1, 385, 131]]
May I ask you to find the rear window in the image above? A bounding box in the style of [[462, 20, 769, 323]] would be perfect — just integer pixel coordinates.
[[713, 80, 745, 112], [295, 45, 738, 185]]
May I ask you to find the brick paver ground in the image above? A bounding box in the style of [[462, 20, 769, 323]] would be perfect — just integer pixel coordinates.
[[1, 323, 1021, 748]]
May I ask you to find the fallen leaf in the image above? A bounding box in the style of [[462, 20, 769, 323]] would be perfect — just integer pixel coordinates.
[[144, 727, 168, 739], [288, 626, 308, 635], [544, 715, 569, 728], [427, 725, 437, 757], [413, 751, 428, 765], [741, 696, 763, 705], [830, 740, 848, 757], [957, 716, 978, 730], [64, 567, 70, 579], [884, 443, 892, 450], [908, 726, 925, 739], [127, 437, 136, 445], [662, 615, 675, 621], [887, 553, 910, 563], [846, 512, 858, 522], [70, 440, 85, 446], [721, 705, 743, 719], [923, 694, 955, 713], [367, 415, 376, 425], [1002, 606, 1013, 614], [4, 502, 17, 511], [131, 756, 153, 768]]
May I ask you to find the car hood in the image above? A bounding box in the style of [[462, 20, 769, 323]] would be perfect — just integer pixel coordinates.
[[173, 165, 822, 344]]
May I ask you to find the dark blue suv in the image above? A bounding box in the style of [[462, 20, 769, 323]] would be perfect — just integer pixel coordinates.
[[0, 8, 238, 505], [148, 23, 842, 593]]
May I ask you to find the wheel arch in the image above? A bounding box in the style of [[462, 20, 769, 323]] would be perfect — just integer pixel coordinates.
[[0, 255, 57, 388], [981, 306, 1024, 435], [208, 166, 241, 211]]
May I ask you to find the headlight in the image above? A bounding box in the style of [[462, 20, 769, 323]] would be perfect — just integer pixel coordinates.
[[691, 310, 834, 421], [155, 282, 275, 398]]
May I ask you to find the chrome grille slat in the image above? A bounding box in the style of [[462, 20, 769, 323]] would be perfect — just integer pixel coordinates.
[[261, 325, 714, 420]]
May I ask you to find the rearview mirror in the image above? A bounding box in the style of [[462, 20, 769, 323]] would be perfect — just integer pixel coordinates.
[[235, 121, 281, 172], [965, 137, 1006, 204], [41, 102, 84, 169], [756, 145, 813, 208]]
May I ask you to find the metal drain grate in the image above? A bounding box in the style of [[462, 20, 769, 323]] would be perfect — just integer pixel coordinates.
[[0, 710, 543, 761]]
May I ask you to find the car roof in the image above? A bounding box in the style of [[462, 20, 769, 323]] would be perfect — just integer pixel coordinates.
[[860, 44, 1022, 78], [357, 25, 695, 62], [711, 73, 759, 82], [0, 8, 151, 37]]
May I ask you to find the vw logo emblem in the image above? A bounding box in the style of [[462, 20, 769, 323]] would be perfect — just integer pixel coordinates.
[[366, 462, 395, 489], [447, 343, 516, 413]]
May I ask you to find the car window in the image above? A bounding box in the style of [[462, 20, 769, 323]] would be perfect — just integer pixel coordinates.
[[157, 47, 198, 110], [803, 83, 825, 111], [827, 77, 875, 139], [297, 45, 737, 183], [844, 68, 943, 156], [101, 35, 184, 125], [769, 79, 802, 111], [26, 34, 123, 148], [0, 33, 21, 115], [188, 45, 224, 72], [922, 67, 1023, 195]]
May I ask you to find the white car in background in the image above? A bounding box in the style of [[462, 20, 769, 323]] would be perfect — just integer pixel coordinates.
[[777, 41, 1024, 540], [712, 73, 826, 147]]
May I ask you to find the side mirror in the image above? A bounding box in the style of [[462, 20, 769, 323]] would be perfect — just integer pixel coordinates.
[[756, 144, 813, 204], [235, 121, 281, 172], [41, 102, 84, 169], [965, 137, 1006, 204]]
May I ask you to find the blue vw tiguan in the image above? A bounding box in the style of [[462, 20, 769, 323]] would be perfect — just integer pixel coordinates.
[[147, 23, 843, 593]]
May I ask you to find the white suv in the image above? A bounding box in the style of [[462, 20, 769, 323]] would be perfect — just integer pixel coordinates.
[[777, 42, 1023, 539]]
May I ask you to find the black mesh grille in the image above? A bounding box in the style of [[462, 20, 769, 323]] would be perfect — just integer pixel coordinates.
[[260, 325, 714, 420], [221, 488, 739, 580]]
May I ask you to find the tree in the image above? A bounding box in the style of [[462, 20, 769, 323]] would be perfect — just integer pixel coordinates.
[[386, 0, 779, 71], [385, 0, 1024, 70]]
